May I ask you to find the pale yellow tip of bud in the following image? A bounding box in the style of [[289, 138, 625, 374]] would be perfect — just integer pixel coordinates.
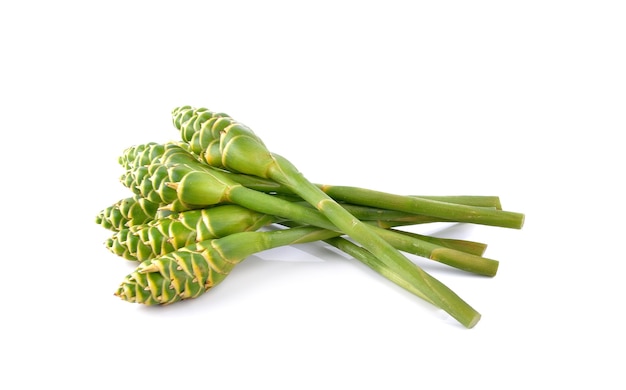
[[138, 263, 160, 274], [165, 182, 179, 190]]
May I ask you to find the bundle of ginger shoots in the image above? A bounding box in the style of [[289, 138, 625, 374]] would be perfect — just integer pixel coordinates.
[[96, 106, 525, 329]]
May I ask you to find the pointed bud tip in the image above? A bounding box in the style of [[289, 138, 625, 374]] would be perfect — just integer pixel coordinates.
[[138, 263, 160, 274], [158, 204, 174, 212]]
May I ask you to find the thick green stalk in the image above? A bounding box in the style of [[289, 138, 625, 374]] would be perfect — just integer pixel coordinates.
[[277, 198, 451, 225], [318, 185, 523, 229], [273, 155, 482, 326], [284, 201, 488, 255], [280, 220, 488, 257], [387, 228, 488, 256], [106, 205, 274, 261], [414, 195, 502, 210], [224, 169, 517, 229], [334, 203, 450, 224], [227, 171, 504, 210]]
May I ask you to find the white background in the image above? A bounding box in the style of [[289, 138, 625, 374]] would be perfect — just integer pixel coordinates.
[[1, 1, 625, 388]]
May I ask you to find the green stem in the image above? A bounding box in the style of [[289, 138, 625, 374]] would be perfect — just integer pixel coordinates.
[[287, 200, 453, 225], [414, 195, 502, 210], [227, 171, 505, 213], [264, 154, 481, 328], [280, 220, 487, 258], [234, 186, 498, 277], [284, 201, 489, 255], [382, 227, 488, 257], [179, 170, 498, 279], [319, 185, 523, 229]]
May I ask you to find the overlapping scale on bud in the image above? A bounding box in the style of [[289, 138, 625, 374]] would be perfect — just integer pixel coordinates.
[[95, 195, 162, 231], [105, 205, 274, 261], [120, 163, 181, 204], [171, 106, 235, 168], [119, 142, 201, 172], [118, 142, 164, 170], [119, 142, 218, 207], [172, 106, 277, 179], [114, 241, 236, 305], [114, 226, 336, 305]]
